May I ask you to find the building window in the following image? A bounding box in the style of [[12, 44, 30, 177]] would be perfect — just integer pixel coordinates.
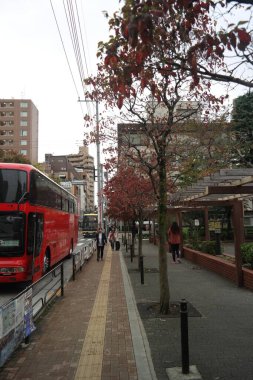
[[20, 130, 28, 137], [1, 131, 14, 136], [20, 102, 28, 108], [1, 111, 14, 117], [20, 149, 27, 155], [20, 120, 28, 127], [20, 140, 27, 146], [20, 111, 28, 117], [0, 120, 13, 126], [0, 140, 13, 146]]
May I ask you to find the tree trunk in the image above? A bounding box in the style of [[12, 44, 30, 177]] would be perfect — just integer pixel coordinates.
[[158, 153, 170, 314], [138, 217, 143, 270]]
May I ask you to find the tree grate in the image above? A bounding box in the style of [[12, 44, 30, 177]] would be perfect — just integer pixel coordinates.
[[137, 301, 202, 319], [128, 268, 159, 273]]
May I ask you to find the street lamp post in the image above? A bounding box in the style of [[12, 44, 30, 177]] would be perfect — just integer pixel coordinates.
[[78, 98, 103, 228]]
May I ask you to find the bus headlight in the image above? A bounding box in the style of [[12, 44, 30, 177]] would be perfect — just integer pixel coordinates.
[[0, 267, 25, 273]]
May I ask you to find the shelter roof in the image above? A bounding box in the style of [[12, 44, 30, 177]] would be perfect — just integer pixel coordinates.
[[170, 168, 253, 207]]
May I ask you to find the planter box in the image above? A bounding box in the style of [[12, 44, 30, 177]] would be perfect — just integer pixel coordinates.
[[183, 246, 253, 291]]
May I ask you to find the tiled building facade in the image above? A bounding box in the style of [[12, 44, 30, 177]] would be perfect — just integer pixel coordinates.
[[68, 145, 95, 211], [45, 144, 95, 213], [0, 99, 38, 163]]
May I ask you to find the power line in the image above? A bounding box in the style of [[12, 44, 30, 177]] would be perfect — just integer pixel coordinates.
[[63, 0, 92, 116], [49, 0, 85, 117]]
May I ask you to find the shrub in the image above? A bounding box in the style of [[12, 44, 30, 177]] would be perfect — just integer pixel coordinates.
[[200, 240, 222, 255], [185, 240, 223, 255], [241, 243, 253, 268]]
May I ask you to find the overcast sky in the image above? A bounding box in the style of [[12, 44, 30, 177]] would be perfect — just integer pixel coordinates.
[[0, 0, 119, 162]]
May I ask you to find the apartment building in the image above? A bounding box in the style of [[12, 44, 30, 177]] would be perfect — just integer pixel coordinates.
[[44, 144, 95, 213], [0, 99, 38, 163], [68, 144, 95, 212], [44, 154, 87, 215]]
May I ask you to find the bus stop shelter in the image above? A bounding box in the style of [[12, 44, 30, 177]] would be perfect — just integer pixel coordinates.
[[170, 168, 253, 286]]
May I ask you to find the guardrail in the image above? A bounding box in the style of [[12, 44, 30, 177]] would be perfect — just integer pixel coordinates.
[[72, 239, 96, 280], [0, 238, 96, 368]]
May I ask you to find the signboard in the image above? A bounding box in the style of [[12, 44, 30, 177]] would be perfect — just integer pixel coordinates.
[[209, 220, 222, 231], [0, 288, 35, 367]]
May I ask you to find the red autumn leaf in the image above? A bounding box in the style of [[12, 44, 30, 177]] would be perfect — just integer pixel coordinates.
[[104, 56, 110, 66], [117, 96, 123, 109], [118, 83, 126, 95], [136, 51, 145, 65], [206, 47, 213, 58], [140, 77, 148, 89], [237, 29, 251, 48], [109, 55, 118, 67], [151, 83, 156, 95], [229, 32, 237, 49]]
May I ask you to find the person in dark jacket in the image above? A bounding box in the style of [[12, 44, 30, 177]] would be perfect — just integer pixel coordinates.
[[168, 221, 181, 263], [96, 227, 107, 261]]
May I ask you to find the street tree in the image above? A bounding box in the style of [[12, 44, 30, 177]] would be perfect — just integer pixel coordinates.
[[110, 0, 252, 89], [174, 117, 234, 187], [0, 150, 30, 164], [83, 1, 246, 313], [232, 91, 253, 166], [104, 166, 156, 260]]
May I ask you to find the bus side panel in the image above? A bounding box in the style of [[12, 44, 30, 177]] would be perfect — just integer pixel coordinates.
[[40, 209, 76, 269]]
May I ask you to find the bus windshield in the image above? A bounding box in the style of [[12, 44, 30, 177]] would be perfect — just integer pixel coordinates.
[[0, 169, 27, 203], [0, 212, 25, 257], [83, 215, 98, 231]]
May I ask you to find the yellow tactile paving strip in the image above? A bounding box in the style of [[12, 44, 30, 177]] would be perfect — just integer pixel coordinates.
[[74, 247, 112, 380]]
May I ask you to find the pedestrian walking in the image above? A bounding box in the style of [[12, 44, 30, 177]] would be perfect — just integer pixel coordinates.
[[96, 227, 107, 261], [168, 221, 181, 263], [108, 227, 117, 250]]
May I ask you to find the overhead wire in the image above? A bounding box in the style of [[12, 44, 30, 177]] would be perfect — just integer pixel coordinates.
[[74, 0, 90, 80], [64, 0, 92, 116], [75, 0, 95, 116], [49, 0, 87, 117]]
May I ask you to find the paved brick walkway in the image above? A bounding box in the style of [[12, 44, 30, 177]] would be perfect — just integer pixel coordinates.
[[3, 238, 253, 380], [0, 246, 138, 380]]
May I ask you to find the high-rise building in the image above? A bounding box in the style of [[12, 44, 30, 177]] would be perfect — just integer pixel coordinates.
[[0, 99, 39, 163], [44, 144, 95, 213], [68, 144, 95, 211]]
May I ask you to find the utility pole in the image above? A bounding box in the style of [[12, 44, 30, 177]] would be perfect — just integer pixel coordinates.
[[78, 98, 103, 228]]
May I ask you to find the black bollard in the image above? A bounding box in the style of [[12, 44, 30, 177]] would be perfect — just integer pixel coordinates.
[[131, 244, 134, 262], [215, 231, 221, 255], [140, 255, 144, 284], [72, 255, 76, 281], [180, 299, 189, 374], [61, 263, 64, 296]]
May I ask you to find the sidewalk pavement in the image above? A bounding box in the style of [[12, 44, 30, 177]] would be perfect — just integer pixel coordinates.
[[1, 239, 253, 380]]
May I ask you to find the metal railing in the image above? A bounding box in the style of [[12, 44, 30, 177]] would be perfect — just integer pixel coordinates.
[[72, 239, 96, 280], [0, 238, 96, 368]]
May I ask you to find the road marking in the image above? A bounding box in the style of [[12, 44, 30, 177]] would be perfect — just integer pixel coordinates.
[[74, 247, 112, 380]]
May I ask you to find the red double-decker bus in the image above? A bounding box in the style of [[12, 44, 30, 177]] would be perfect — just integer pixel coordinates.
[[0, 163, 79, 283]]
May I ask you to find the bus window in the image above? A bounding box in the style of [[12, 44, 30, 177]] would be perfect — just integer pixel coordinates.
[[62, 194, 68, 212], [0, 169, 27, 203], [0, 212, 25, 256]]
